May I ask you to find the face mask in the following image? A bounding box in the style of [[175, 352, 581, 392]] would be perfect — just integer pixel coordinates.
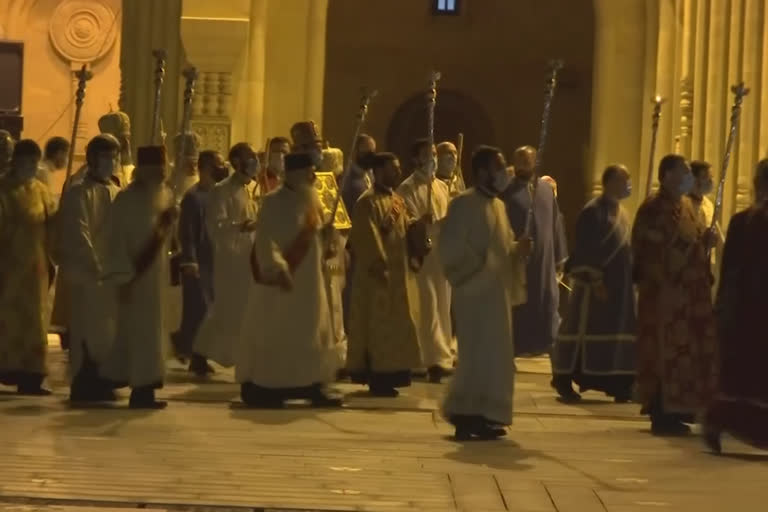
[[619, 182, 632, 200], [212, 165, 229, 182], [437, 155, 456, 177], [678, 172, 695, 195], [243, 157, 260, 179], [310, 149, 323, 168], [269, 153, 285, 174], [701, 179, 714, 195], [419, 157, 437, 178], [490, 169, 510, 193], [14, 160, 38, 180], [95, 156, 116, 180]]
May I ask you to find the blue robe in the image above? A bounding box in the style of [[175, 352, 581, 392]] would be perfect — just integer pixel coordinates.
[[500, 177, 567, 356], [173, 184, 214, 356], [551, 196, 636, 395]]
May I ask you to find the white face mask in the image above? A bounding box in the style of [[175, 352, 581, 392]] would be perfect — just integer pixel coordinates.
[[95, 156, 117, 180], [490, 169, 510, 193], [269, 153, 285, 175], [437, 155, 456, 177], [310, 149, 323, 168], [419, 157, 437, 178], [243, 157, 260, 179], [678, 172, 695, 195], [619, 182, 632, 199]]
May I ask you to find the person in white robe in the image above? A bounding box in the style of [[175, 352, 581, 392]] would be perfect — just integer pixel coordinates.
[[101, 146, 176, 409], [52, 112, 134, 347], [236, 151, 341, 408], [192, 142, 260, 370], [688, 160, 724, 295], [169, 132, 201, 201], [439, 145, 531, 440], [436, 141, 466, 198], [56, 135, 121, 403], [36, 136, 70, 205], [291, 121, 350, 372], [397, 138, 453, 383]]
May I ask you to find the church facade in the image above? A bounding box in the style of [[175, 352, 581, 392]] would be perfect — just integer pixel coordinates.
[[1, 0, 765, 227]]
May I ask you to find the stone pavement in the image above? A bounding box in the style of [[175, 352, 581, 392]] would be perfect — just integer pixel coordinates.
[[0, 347, 766, 512]]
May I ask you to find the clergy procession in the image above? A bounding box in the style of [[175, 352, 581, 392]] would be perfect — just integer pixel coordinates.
[[1, 53, 767, 456]]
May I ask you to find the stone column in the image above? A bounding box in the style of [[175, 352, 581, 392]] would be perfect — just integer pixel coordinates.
[[588, 0, 650, 206], [303, 0, 329, 128], [119, 0, 183, 149], [246, 0, 268, 147]]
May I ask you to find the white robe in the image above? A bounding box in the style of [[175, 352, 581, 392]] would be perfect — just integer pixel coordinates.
[[324, 231, 348, 367], [101, 182, 173, 388], [193, 174, 257, 367], [235, 185, 338, 388], [438, 189, 527, 425], [55, 176, 120, 375], [397, 173, 454, 369]]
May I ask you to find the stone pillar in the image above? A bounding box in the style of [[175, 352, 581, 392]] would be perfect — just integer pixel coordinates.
[[588, 0, 649, 205], [180, 0, 250, 154], [119, 0, 183, 149], [246, 0, 268, 147], [304, 0, 329, 128]]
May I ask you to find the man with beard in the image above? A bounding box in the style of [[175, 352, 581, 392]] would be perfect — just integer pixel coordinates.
[[57, 134, 121, 403], [0, 130, 14, 181], [500, 145, 568, 357], [398, 138, 453, 383], [347, 152, 423, 396], [237, 152, 341, 408], [632, 154, 718, 435], [172, 150, 229, 374], [37, 136, 70, 203], [342, 134, 376, 214], [551, 165, 636, 403], [101, 146, 177, 409], [436, 141, 465, 198], [704, 159, 768, 453], [0, 140, 54, 395], [192, 143, 260, 372], [439, 146, 531, 440]]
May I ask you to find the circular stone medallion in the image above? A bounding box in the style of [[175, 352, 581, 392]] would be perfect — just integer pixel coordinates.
[[49, 0, 117, 63]]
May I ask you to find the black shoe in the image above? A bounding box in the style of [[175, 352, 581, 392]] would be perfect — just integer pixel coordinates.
[[335, 368, 349, 382], [311, 392, 343, 408], [370, 386, 399, 397], [427, 365, 453, 384], [129, 388, 167, 409], [651, 420, 691, 437], [703, 426, 722, 454], [59, 332, 70, 351], [454, 426, 472, 441], [189, 354, 214, 377], [17, 386, 52, 396], [551, 379, 581, 403]]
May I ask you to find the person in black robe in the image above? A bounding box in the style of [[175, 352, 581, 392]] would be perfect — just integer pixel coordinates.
[[551, 165, 636, 402]]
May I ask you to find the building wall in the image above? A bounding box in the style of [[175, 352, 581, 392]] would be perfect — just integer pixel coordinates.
[[323, 0, 595, 235], [1, 0, 122, 194]]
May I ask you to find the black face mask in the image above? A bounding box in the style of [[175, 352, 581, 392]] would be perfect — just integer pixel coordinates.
[[356, 153, 372, 167], [212, 165, 229, 182]]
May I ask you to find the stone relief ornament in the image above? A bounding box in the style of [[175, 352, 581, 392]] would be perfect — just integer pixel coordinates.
[[49, 0, 117, 63]]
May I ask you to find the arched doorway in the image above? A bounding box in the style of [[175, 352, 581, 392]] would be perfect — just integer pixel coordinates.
[[385, 89, 494, 186]]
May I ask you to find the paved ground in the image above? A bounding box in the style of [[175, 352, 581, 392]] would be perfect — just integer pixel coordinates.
[[0, 344, 766, 512]]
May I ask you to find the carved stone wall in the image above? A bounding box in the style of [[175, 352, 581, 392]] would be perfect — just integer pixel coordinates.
[[590, 0, 768, 227], [1, 0, 122, 195]]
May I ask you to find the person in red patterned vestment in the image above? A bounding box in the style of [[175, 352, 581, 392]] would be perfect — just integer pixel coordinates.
[[631, 154, 718, 436], [703, 159, 768, 453]]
